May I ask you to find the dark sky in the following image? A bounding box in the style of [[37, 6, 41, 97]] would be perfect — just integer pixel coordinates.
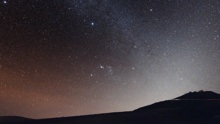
[[0, 0, 220, 119]]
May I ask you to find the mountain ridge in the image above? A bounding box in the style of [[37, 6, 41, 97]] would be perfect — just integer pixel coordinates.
[[1, 91, 220, 124], [175, 91, 220, 100]]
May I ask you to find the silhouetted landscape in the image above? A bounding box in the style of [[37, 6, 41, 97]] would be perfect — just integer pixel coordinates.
[[1, 91, 220, 124]]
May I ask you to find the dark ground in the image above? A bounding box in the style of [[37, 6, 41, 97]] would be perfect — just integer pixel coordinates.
[[1, 91, 220, 124]]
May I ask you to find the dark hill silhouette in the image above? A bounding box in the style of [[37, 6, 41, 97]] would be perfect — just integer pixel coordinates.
[[175, 91, 220, 100], [1, 91, 220, 124], [0, 116, 31, 123]]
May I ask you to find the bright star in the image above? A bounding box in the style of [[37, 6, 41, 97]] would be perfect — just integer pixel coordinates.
[[100, 65, 104, 69], [3, 0, 7, 4], [91, 22, 95, 26]]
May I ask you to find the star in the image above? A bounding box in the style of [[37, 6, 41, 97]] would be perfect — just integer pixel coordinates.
[[91, 22, 95, 26], [3, 0, 7, 4], [100, 65, 104, 69]]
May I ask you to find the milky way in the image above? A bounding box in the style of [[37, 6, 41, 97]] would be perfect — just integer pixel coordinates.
[[0, 0, 220, 119]]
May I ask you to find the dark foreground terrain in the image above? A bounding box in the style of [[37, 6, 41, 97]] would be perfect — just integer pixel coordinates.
[[1, 91, 220, 124]]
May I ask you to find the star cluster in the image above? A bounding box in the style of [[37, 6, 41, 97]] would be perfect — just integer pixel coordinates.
[[0, 0, 220, 119]]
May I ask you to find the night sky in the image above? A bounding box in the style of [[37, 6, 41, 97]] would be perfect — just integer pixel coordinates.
[[0, 0, 220, 119]]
